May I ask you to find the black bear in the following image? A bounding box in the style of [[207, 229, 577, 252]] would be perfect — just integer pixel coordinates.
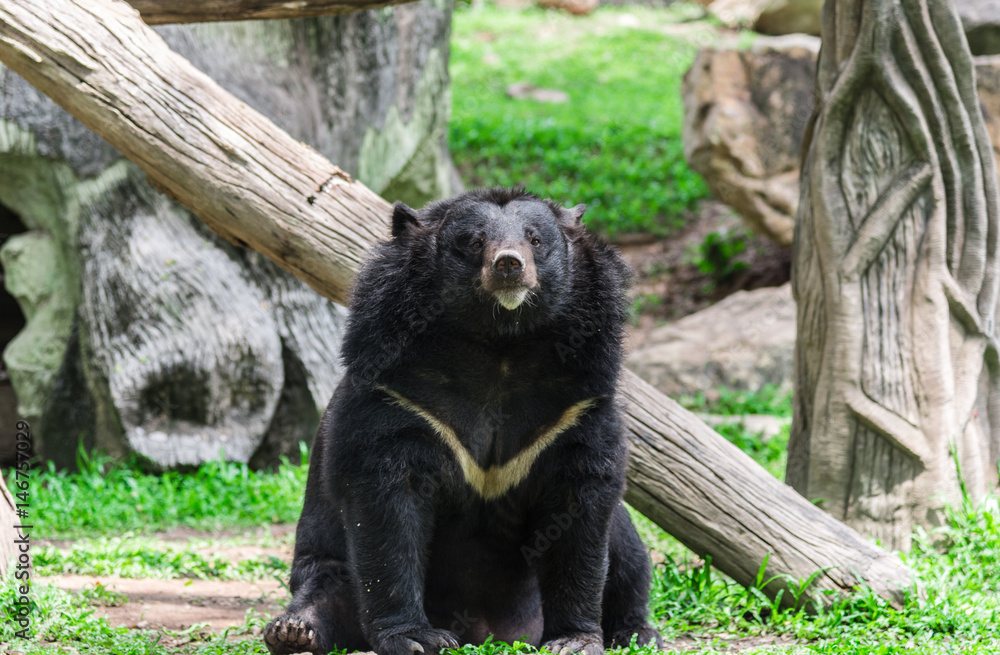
[[264, 187, 662, 655]]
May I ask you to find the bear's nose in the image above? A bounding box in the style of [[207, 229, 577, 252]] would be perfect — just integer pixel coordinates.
[[492, 250, 524, 278]]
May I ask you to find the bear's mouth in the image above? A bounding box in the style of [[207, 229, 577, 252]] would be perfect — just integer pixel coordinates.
[[493, 287, 530, 311]]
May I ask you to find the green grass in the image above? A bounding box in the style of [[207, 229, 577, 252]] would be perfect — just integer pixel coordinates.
[[24, 445, 308, 539], [449, 3, 715, 236], [9, 486, 1000, 655], [679, 384, 793, 418], [5, 456, 1000, 654], [35, 536, 290, 581]]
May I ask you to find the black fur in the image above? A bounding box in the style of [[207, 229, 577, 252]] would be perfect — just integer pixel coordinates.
[[265, 188, 662, 655]]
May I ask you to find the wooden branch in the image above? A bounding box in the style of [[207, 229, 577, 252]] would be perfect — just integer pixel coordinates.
[[0, 0, 388, 306], [622, 374, 912, 605], [126, 0, 417, 25], [0, 0, 917, 605]]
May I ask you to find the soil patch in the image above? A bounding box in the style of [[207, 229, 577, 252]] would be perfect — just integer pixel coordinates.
[[617, 201, 792, 353], [42, 574, 286, 632]]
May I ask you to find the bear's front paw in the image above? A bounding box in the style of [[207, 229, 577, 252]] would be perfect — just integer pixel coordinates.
[[375, 627, 460, 655], [264, 613, 327, 655], [544, 631, 604, 655]]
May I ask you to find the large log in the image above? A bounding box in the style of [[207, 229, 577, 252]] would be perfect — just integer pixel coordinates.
[[0, 0, 916, 604], [126, 0, 416, 24], [0, 0, 386, 306]]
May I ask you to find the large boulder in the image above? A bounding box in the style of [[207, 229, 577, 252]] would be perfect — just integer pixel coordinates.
[[682, 36, 819, 247], [692, 0, 822, 36], [684, 43, 1000, 247], [0, 1, 457, 469], [957, 0, 1000, 56], [626, 283, 795, 398]]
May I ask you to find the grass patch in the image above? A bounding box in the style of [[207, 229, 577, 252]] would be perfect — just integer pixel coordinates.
[[678, 384, 793, 418], [8, 386, 1000, 654], [641, 491, 1000, 653], [23, 446, 308, 539], [449, 3, 716, 236], [1, 577, 271, 654], [35, 536, 290, 581]]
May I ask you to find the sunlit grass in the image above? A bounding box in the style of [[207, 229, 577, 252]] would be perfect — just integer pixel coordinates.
[[449, 3, 718, 236]]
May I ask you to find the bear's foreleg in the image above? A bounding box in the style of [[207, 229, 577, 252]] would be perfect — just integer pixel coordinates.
[[265, 488, 368, 655], [342, 469, 461, 655], [601, 503, 663, 648], [533, 476, 620, 655]]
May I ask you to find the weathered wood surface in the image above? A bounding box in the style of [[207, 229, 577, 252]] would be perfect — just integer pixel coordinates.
[[0, 0, 387, 306], [127, 0, 417, 24], [0, 463, 18, 576], [623, 376, 911, 605], [789, 0, 1000, 550], [0, 0, 916, 604]]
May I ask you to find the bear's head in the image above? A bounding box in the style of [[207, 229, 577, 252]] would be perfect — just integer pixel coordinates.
[[342, 187, 629, 382], [392, 187, 587, 335]]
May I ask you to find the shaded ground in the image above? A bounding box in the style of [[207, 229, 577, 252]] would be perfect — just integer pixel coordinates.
[[618, 201, 791, 353]]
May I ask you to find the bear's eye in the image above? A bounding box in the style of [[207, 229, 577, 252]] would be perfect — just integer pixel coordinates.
[[471, 239, 483, 250], [530, 236, 541, 247]]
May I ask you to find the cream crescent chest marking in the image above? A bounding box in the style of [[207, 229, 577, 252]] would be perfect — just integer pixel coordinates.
[[378, 386, 598, 500]]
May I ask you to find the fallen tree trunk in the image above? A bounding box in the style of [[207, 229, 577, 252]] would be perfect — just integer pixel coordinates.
[[622, 376, 910, 605], [0, 0, 385, 305], [0, 0, 916, 605], [126, 0, 417, 24]]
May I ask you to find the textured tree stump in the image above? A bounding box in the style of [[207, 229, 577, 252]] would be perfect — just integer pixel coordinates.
[[789, 0, 1000, 550], [0, 0, 917, 604]]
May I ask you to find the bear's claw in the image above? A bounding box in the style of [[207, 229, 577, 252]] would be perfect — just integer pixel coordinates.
[[264, 614, 324, 655], [377, 627, 460, 655]]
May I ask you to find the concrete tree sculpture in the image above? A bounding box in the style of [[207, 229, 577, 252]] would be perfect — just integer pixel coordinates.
[[789, 0, 1000, 549]]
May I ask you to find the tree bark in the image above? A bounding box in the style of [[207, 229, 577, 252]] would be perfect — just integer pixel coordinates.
[[0, 472, 15, 576], [789, 0, 1000, 550], [0, 0, 916, 604], [126, 0, 416, 24], [622, 375, 910, 606], [0, 0, 387, 306]]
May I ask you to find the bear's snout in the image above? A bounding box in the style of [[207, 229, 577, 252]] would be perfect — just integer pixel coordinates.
[[492, 250, 524, 278]]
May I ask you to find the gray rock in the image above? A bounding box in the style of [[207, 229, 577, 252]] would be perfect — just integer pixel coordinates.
[[692, 0, 822, 36], [627, 283, 795, 397], [683, 44, 1000, 247], [957, 0, 1000, 56], [682, 37, 819, 246], [0, 1, 455, 468]]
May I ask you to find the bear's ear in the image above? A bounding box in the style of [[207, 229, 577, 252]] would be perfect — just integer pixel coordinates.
[[392, 201, 421, 238], [565, 204, 587, 225]]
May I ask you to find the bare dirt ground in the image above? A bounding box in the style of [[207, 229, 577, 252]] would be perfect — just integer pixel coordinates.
[[616, 201, 791, 354], [43, 574, 285, 632], [38, 525, 296, 635]]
